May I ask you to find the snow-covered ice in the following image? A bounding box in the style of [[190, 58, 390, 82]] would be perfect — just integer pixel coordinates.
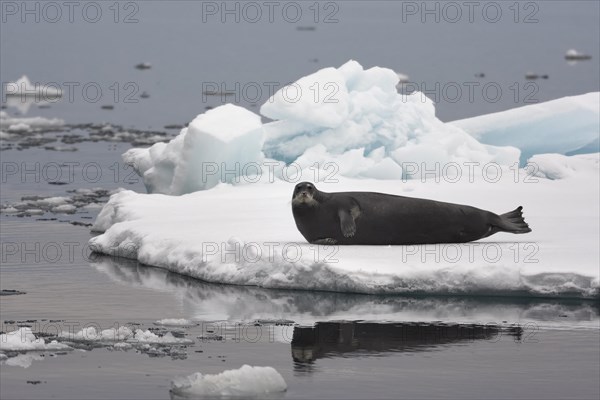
[[170, 365, 287, 397], [90, 158, 599, 298], [452, 93, 599, 162]]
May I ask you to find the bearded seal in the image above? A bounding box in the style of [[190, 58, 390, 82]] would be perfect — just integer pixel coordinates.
[[291, 182, 531, 245]]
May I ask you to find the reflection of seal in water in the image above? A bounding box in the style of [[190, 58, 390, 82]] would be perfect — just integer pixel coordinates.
[[291, 182, 532, 245]]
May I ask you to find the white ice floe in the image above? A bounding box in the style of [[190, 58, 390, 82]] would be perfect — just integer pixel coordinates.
[[171, 365, 287, 397], [60, 326, 193, 345], [0, 328, 72, 352], [154, 319, 197, 327], [452, 92, 599, 162], [90, 158, 599, 298], [89, 61, 599, 298]]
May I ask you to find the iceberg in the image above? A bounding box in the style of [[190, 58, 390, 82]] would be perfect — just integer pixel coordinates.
[[451, 93, 600, 163], [261, 60, 518, 177], [123, 60, 521, 194]]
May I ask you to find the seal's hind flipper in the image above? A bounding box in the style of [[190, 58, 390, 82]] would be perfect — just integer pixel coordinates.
[[338, 209, 357, 237], [495, 206, 532, 234]]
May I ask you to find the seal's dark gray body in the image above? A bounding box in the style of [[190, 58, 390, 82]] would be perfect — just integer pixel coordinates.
[[291, 182, 531, 245]]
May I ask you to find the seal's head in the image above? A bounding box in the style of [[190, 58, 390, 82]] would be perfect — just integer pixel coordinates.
[[292, 182, 320, 207]]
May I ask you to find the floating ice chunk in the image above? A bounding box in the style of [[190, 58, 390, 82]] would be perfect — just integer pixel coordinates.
[[7, 122, 30, 132], [0, 111, 64, 131], [171, 365, 287, 397], [52, 204, 76, 213], [154, 318, 197, 327], [565, 49, 592, 60], [123, 104, 264, 194], [37, 197, 70, 207], [451, 92, 600, 163], [61, 326, 193, 345], [0, 328, 71, 352], [82, 202, 104, 210], [113, 342, 133, 350], [24, 209, 44, 215], [61, 326, 134, 342], [132, 329, 193, 344]]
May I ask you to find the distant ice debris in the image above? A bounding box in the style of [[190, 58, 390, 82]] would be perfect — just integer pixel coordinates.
[[170, 365, 287, 397], [565, 49, 592, 61], [451, 92, 600, 163], [135, 62, 152, 70], [524, 72, 549, 80], [0, 328, 72, 352], [61, 326, 193, 345], [0, 188, 118, 218], [0, 111, 64, 132]]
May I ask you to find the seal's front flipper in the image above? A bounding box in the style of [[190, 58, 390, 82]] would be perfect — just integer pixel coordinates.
[[313, 238, 338, 245], [338, 209, 357, 237]]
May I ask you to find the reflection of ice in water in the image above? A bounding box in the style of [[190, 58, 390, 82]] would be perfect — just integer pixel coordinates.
[[90, 255, 600, 329], [4, 95, 54, 115], [4, 76, 62, 115]]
